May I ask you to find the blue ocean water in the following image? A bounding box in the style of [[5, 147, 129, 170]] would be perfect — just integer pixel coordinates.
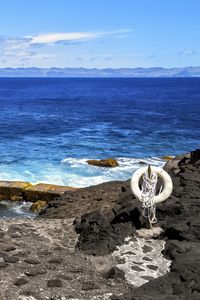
[[0, 77, 199, 187]]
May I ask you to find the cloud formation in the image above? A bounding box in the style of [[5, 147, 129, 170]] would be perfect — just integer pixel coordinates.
[[0, 29, 131, 66], [29, 29, 131, 45]]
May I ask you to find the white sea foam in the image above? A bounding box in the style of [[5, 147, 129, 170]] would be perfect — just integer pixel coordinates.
[[0, 157, 165, 188], [60, 156, 165, 187]]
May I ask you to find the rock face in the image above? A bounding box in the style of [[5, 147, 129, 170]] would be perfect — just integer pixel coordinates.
[[0, 181, 33, 201], [87, 158, 119, 167]]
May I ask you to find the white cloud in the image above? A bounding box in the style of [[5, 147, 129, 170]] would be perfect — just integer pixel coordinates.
[[0, 29, 132, 66], [29, 32, 97, 44], [28, 29, 131, 45]]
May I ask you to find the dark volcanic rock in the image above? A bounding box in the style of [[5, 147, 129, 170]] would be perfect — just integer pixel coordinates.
[[36, 148, 200, 299], [47, 278, 63, 287], [40, 180, 131, 219], [104, 267, 125, 280], [112, 149, 200, 299], [74, 211, 134, 255]]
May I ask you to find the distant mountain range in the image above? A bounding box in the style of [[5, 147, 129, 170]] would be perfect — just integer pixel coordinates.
[[0, 66, 200, 77]]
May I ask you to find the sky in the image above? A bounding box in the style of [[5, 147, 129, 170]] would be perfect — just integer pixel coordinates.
[[0, 0, 199, 68]]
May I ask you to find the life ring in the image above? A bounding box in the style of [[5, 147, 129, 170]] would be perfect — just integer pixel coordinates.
[[130, 166, 173, 204]]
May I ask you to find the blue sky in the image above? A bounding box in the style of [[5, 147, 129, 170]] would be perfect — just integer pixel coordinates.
[[0, 0, 199, 68]]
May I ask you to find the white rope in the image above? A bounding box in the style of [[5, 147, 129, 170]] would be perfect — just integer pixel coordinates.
[[139, 170, 158, 224]]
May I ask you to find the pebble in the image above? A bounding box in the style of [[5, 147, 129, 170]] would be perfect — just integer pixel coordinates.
[[14, 277, 28, 286], [47, 279, 63, 287]]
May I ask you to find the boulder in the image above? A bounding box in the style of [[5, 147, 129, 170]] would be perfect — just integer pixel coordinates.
[[87, 158, 119, 168], [29, 200, 48, 213]]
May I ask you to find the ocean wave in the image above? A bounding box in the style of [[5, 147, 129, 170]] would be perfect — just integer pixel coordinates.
[[60, 156, 165, 187], [0, 156, 165, 188]]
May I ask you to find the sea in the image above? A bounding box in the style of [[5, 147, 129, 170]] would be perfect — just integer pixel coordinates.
[[0, 77, 199, 188]]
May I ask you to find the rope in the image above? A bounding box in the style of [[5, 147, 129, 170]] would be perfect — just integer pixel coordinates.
[[139, 169, 158, 224]]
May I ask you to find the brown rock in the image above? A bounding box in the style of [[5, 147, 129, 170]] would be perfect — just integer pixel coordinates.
[[162, 155, 174, 160], [25, 183, 77, 203], [0, 181, 32, 201], [87, 158, 119, 168], [29, 200, 47, 213], [0, 180, 77, 203]]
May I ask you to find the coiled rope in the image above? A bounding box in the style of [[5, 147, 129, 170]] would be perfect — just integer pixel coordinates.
[[139, 166, 158, 225]]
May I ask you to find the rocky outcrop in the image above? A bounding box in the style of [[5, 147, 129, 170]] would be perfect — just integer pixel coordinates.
[[111, 149, 200, 299], [29, 200, 48, 213], [0, 181, 77, 203], [87, 158, 119, 167], [42, 148, 200, 299], [0, 149, 199, 299], [0, 181, 33, 201], [40, 180, 132, 219]]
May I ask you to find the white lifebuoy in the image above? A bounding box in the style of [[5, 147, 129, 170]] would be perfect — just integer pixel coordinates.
[[131, 166, 173, 204]]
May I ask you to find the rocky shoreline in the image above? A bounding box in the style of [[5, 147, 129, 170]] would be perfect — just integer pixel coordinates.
[[0, 149, 199, 299]]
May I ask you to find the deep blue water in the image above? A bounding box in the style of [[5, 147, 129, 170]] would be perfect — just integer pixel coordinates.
[[0, 77, 199, 187]]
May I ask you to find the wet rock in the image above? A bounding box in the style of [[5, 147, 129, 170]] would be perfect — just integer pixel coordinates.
[[87, 158, 119, 168], [0, 180, 76, 203], [0, 181, 32, 201], [29, 200, 47, 213]]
